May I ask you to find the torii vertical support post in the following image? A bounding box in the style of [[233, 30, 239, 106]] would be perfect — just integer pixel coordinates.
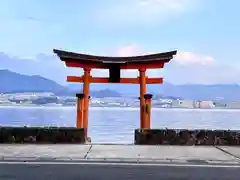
[[76, 93, 84, 128], [139, 68, 147, 129], [144, 94, 153, 129], [83, 68, 91, 138]]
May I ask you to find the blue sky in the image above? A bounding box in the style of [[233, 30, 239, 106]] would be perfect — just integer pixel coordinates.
[[1, 0, 240, 85]]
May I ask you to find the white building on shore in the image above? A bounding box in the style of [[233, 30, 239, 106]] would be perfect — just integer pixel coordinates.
[[199, 101, 215, 109], [171, 99, 195, 108], [226, 101, 240, 109]]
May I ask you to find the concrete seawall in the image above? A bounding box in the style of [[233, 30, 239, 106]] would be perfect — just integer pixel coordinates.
[[0, 145, 240, 179]]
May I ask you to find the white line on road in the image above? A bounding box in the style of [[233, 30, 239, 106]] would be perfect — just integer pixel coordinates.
[[1, 161, 240, 168]]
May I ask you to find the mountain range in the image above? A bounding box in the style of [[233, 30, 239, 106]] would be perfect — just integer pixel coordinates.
[[0, 69, 121, 98], [0, 69, 240, 101]]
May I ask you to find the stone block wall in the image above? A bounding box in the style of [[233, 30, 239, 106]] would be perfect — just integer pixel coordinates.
[[135, 129, 240, 145], [0, 127, 86, 144]]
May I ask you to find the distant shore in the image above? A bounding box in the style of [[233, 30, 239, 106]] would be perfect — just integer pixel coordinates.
[[0, 105, 240, 111]]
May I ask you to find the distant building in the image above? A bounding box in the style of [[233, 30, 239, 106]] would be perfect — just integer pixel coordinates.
[[31, 96, 59, 105], [199, 101, 215, 109], [8, 92, 55, 101], [213, 101, 227, 108], [171, 99, 195, 108], [226, 101, 240, 109], [0, 98, 12, 105], [193, 101, 200, 108]]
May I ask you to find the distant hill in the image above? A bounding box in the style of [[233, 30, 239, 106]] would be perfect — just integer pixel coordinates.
[[1, 69, 240, 100], [0, 69, 121, 97], [151, 83, 240, 101], [0, 69, 69, 95], [91, 89, 121, 98], [67, 84, 121, 97], [68, 82, 240, 101]]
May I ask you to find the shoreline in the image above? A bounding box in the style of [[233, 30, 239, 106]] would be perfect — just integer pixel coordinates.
[[0, 105, 240, 111]]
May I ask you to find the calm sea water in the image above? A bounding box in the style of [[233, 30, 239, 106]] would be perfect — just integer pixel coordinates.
[[0, 107, 240, 143]]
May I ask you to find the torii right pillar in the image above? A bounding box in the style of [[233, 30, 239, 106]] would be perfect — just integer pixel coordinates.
[[139, 68, 153, 129], [139, 68, 147, 129]]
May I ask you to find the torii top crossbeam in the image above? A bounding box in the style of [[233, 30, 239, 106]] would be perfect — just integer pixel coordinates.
[[54, 49, 177, 139], [54, 49, 177, 69]]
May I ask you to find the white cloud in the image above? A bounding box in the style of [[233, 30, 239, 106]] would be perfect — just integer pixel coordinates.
[[98, 44, 156, 78], [112, 44, 146, 57], [166, 62, 240, 85], [109, 44, 216, 67], [100, 45, 216, 78], [174, 51, 215, 66], [91, 44, 240, 85], [4, 44, 238, 85], [93, 0, 197, 26], [111, 45, 163, 77]]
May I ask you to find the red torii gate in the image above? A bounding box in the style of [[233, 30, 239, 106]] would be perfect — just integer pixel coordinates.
[[54, 49, 177, 139]]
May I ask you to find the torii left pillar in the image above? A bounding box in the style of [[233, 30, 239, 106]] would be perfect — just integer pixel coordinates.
[[83, 68, 91, 138]]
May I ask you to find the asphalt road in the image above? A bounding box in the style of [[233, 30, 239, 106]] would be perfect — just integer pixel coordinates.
[[1, 162, 240, 180]]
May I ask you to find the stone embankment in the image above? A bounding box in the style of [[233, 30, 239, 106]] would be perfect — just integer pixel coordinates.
[[135, 129, 240, 145], [0, 127, 86, 143], [0, 126, 239, 145]]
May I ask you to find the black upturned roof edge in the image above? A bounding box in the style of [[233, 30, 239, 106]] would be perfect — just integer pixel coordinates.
[[53, 49, 177, 63]]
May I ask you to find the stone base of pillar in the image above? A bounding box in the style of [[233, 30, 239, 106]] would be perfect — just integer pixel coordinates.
[[134, 129, 240, 146], [0, 126, 86, 144]]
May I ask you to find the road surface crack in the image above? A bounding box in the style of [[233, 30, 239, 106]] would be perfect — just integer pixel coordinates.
[[84, 145, 93, 159], [215, 146, 240, 161]]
